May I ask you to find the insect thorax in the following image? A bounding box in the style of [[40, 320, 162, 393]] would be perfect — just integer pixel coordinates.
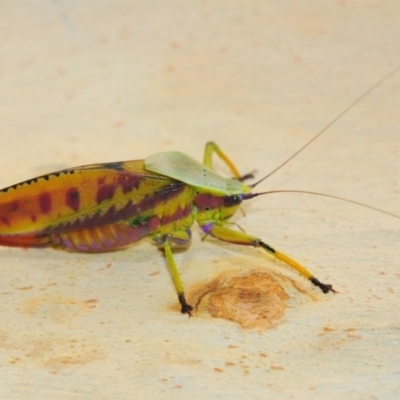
[[192, 189, 243, 226]]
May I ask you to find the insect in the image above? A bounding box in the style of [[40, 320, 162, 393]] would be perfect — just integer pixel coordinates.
[[0, 68, 399, 316]]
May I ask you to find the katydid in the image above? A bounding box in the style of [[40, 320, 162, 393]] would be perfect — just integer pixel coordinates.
[[0, 143, 334, 314], [0, 68, 399, 316]]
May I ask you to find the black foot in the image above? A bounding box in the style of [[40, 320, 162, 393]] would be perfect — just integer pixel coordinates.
[[237, 170, 256, 182], [178, 293, 193, 316], [311, 277, 337, 294]]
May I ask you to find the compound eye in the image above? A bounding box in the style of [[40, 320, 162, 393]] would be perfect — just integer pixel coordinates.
[[224, 194, 242, 207]]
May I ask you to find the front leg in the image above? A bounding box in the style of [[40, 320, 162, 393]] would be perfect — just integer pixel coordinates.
[[201, 223, 335, 294]]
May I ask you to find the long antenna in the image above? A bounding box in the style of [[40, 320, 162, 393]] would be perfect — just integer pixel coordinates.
[[245, 190, 400, 219], [251, 65, 400, 188]]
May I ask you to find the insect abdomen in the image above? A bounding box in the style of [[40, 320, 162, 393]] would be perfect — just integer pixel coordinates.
[[49, 223, 150, 252]]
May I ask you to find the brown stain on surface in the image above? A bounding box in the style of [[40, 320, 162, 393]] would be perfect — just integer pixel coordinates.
[[193, 272, 289, 330], [26, 337, 105, 369], [20, 294, 98, 321], [3, 333, 106, 370], [2, 295, 104, 370]]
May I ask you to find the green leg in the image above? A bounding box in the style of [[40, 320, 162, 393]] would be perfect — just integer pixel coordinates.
[[205, 224, 335, 294], [163, 241, 193, 315]]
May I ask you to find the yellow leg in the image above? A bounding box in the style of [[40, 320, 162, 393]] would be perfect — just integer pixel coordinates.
[[163, 241, 193, 315], [203, 142, 242, 178], [207, 224, 335, 293]]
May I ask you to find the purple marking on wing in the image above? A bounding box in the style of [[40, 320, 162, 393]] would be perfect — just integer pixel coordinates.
[[96, 177, 116, 204], [10, 201, 19, 212], [38, 192, 52, 214], [0, 202, 18, 227], [1, 216, 10, 227], [44, 182, 186, 234], [118, 173, 142, 194], [66, 188, 80, 211]]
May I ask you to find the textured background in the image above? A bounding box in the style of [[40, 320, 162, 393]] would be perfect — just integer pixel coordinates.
[[1, 1, 399, 399]]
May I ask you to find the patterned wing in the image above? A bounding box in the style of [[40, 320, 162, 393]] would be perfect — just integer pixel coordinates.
[[0, 160, 185, 237]]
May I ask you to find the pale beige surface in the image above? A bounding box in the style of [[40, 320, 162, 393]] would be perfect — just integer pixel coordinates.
[[1, 1, 400, 399]]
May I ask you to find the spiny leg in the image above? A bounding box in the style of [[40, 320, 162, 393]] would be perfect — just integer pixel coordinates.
[[163, 240, 193, 315], [202, 223, 335, 293], [258, 241, 335, 293]]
